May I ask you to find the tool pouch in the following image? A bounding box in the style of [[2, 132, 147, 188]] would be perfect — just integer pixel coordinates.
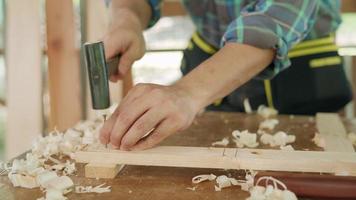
[[269, 51, 352, 114]]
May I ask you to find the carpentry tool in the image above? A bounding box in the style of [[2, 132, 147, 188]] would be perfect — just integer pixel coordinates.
[[84, 41, 120, 110], [84, 41, 120, 147]]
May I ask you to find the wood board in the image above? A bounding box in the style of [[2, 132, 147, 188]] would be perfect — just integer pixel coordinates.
[[75, 146, 356, 176], [316, 113, 355, 152]]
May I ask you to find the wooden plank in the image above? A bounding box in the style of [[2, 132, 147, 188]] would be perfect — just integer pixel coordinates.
[[5, 0, 42, 159], [75, 146, 356, 176], [85, 163, 123, 179], [46, 0, 82, 131], [316, 113, 355, 152]]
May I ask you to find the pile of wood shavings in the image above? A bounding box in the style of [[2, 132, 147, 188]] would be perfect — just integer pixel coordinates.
[[3, 116, 112, 200], [191, 171, 297, 200], [232, 130, 259, 148]]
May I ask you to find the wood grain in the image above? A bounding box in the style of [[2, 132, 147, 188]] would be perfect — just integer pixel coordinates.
[[85, 163, 122, 179], [46, 0, 82, 131], [75, 146, 356, 176], [2, 112, 355, 199], [5, 0, 42, 159], [316, 113, 355, 152]]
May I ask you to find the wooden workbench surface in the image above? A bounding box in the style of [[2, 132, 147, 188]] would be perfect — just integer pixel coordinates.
[[1, 111, 355, 200]]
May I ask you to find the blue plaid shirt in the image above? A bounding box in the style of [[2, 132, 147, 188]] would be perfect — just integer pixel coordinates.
[[146, 0, 341, 78]]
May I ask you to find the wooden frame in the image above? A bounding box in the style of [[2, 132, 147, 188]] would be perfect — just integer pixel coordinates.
[[75, 146, 356, 176], [75, 113, 356, 178], [46, 0, 82, 131]]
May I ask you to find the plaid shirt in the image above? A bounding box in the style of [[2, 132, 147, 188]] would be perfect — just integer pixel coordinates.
[[147, 0, 341, 78]]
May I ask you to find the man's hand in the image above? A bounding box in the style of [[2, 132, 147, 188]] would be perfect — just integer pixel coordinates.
[[103, 9, 145, 82], [103, 0, 152, 82], [99, 83, 200, 151]]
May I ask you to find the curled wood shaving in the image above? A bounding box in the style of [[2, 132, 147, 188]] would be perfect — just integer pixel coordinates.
[[259, 119, 279, 131], [260, 132, 295, 147], [186, 186, 197, 191], [75, 183, 111, 194], [247, 176, 297, 200], [312, 133, 325, 148], [243, 98, 252, 114], [257, 105, 278, 119], [280, 145, 295, 151], [192, 174, 216, 184], [211, 137, 229, 147], [232, 130, 259, 148], [214, 175, 243, 191]]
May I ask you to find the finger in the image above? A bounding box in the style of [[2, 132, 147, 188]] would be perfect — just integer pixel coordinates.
[[99, 106, 120, 145], [109, 74, 120, 82], [130, 119, 176, 151], [103, 33, 125, 60], [119, 108, 165, 150], [109, 96, 153, 148], [117, 54, 134, 77]]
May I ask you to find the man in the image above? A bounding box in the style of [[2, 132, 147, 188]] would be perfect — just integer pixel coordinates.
[[100, 0, 351, 151]]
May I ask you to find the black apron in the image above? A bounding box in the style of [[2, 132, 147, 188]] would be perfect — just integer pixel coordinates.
[[181, 32, 352, 115]]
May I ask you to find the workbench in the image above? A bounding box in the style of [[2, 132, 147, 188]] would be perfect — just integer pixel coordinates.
[[1, 111, 355, 200]]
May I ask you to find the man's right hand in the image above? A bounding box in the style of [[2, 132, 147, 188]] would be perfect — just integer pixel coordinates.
[[103, 2, 149, 82]]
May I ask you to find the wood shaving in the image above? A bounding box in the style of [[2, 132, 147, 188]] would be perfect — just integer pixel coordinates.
[[257, 105, 278, 119], [192, 174, 216, 184], [312, 133, 325, 148], [75, 183, 111, 194], [214, 175, 242, 191], [211, 137, 229, 147], [6, 116, 110, 199], [247, 176, 297, 200], [232, 130, 259, 148], [280, 145, 295, 151], [186, 186, 197, 191], [260, 132, 295, 147], [259, 119, 279, 131], [243, 98, 252, 114], [348, 132, 356, 146]]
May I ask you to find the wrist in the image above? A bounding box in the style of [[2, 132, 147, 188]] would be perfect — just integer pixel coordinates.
[[110, 8, 144, 31], [172, 81, 209, 113]]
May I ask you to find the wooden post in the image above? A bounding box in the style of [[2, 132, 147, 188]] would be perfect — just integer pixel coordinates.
[[46, 0, 82, 131], [5, 0, 42, 159]]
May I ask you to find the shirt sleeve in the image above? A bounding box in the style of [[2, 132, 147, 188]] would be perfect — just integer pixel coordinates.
[[221, 0, 319, 79], [146, 0, 162, 28]]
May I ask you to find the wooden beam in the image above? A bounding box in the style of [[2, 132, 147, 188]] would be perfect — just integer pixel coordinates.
[[75, 146, 356, 176], [5, 0, 42, 159], [316, 113, 355, 152], [46, 0, 82, 131]]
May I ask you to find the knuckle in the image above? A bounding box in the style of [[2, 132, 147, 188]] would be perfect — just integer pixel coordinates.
[[134, 121, 145, 132], [118, 114, 131, 125]]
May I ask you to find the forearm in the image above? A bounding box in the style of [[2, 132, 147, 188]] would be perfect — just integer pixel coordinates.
[[110, 0, 152, 29], [175, 43, 275, 110]]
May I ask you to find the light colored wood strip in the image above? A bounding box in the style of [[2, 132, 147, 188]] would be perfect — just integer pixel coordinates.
[[74, 146, 356, 176], [46, 0, 82, 131], [5, 0, 42, 159], [316, 113, 354, 152]]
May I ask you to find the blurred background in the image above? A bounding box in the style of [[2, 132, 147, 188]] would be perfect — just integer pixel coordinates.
[[0, 0, 355, 160]]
